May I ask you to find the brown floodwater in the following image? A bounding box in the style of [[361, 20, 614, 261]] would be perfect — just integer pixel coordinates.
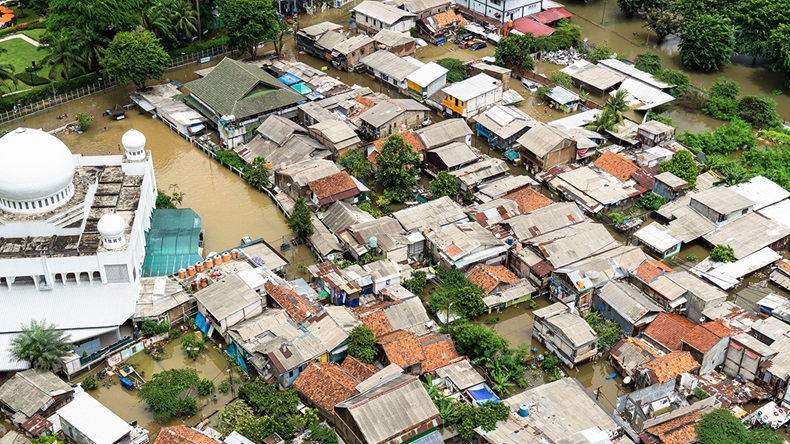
[[75, 333, 238, 436]]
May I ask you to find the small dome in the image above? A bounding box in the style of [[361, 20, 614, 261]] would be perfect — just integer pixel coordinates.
[[122, 128, 146, 151], [0, 127, 76, 202], [97, 213, 126, 238]]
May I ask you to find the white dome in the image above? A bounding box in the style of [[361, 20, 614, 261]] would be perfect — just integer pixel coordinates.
[[0, 127, 76, 202], [97, 213, 126, 238], [122, 128, 146, 151]]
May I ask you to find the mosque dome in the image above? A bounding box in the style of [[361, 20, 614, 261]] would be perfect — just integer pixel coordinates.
[[122, 128, 146, 161], [0, 127, 76, 213], [98, 212, 126, 249]]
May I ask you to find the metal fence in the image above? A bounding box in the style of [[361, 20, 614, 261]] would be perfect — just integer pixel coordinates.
[[0, 44, 236, 127]]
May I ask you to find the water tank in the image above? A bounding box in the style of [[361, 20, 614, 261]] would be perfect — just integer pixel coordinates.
[[518, 404, 529, 417], [369, 236, 377, 248], [506, 237, 514, 245]]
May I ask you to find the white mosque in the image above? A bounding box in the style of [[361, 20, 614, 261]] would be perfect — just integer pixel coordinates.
[[0, 127, 156, 374]]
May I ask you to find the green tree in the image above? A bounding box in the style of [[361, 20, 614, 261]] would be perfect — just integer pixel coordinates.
[[0, 63, 18, 96], [402, 270, 427, 296], [769, 24, 790, 86], [676, 118, 756, 155], [168, 0, 199, 43], [604, 89, 629, 123], [140, 319, 170, 336], [339, 148, 372, 180], [9, 320, 72, 370], [76, 113, 91, 131], [656, 69, 690, 98], [138, 369, 200, 420], [709, 77, 741, 99], [307, 425, 338, 444], [47, 0, 144, 40], [589, 43, 614, 63], [717, 163, 750, 186], [32, 434, 61, 444], [548, 71, 573, 89], [731, 0, 790, 62], [197, 378, 215, 396], [181, 335, 205, 359], [287, 197, 313, 241], [585, 110, 620, 133], [220, 0, 280, 58], [217, 400, 256, 435], [375, 134, 420, 203], [142, 1, 176, 46], [81, 375, 99, 390], [494, 34, 536, 71], [429, 171, 459, 199], [243, 156, 270, 188], [347, 326, 378, 364], [642, 5, 682, 44], [445, 322, 509, 360], [101, 30, 169, 89], [738, 96, 781, 129], [703, 96, 739, 120], [710, 244, 737, 262], [696, 409, 782, 444], [436, 58, 467, 83], [637, 192, 668, 210], [39, 31, 86, 81], [659, 150, 699, 189], [584, 312, 621, 350], [457, 402, 510, 439], [239, 379, 300, 418], [550, 20, 581, 49], [617, 0, 640, 18], [156, 189, 177, 209], [429, 269, 486, 320], [635, 52, 663, 75], [679, 14, 734, 71]]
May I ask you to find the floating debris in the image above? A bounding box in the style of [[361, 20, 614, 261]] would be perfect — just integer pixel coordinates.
[[542, 48, 585, 66]]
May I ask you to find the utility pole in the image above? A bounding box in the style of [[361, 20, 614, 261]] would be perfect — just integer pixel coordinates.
[[601, 0, 607, 25], [195, 0, 202, 38]]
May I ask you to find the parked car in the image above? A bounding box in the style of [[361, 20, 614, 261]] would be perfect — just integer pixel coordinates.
[[455, 33, 473, 44], [521, 78, 538, 93], [469, 41, 487, 51]]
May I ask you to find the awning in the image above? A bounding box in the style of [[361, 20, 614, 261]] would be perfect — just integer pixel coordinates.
[[277, 73, 302, 86], [188, 123, 206, 134], [130, 94, 156, 112], [408, 431, 443, 444]]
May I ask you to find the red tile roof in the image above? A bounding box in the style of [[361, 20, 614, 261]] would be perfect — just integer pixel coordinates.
[[424, 9, 466, 29], [466, 264, 520, 295], [154, 426, 219, 444], [702, 321, 733, 338], [594, 151, 640, 182], [504, 187, 553, 214], [634, 259, 673, 283], [369, 131, 425, 166], [528, 6, 573, 24], [511, 17, 555, 37], [643, 313, 696, 351], [379, 330, 425, 368], [341, 356, 379, 381], [419, 333, 459, 372], [292, 362, 359, 415], [638, 351, 700, 384], [681, 324, 721, 353], [641, 411, 702, 444], [265, 280, 318, 324], [308, 171, 360, 205]]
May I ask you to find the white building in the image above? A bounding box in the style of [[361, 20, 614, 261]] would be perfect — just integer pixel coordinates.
[[352, 1, 417, 35], [0, 127, 157, 373], [58, 391, 148, 444], [454, 0, 541, 24]]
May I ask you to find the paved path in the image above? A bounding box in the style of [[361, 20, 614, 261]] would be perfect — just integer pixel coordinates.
[[0, 33, 42, 47]]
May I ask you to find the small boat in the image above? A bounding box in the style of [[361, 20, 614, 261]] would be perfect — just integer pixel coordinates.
[[241, 236, 252, 245], [280, 242, 291, 251]]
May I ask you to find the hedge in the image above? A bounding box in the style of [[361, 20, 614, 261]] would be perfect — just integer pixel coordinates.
[[0, 72, 106, 112], [16, 72, 49, 86], [0, 17, 44, 39], [168, 37, 227, 57]]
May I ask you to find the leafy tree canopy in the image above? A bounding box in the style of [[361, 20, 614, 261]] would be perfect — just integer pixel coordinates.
[[239, 379, 300, 418], [339, 148, 372, 180], [444, 322, 509, 361], [584, 312, 621, 350], [709, 77, 741, 99], [47, 0, 144, 38], [402, 270, 427, 297], [635, 52, 663, 75], [429, 269, 486, 320], [375, 134, 420, 203], [348, 326, 378, 364], [287, 197, 314, 241], [676, 118, 756, 155], [710, 244, 737, 263], [243, 156, 270, 188], [660, 150, 699, 189], [429, 171, 459, 199], [769, 23, 790, 87], [589, 43, 614, 63], [137, 369, 200, 420], [494, 34, 536, 72], [436, 58, 468, 83], [737, 96, 781, 129], [219, 0, 280, 58], [696, 409, 782, 444], [679, 14, 735, 71], [216, 400, 256, 436], [101, 30, 169, 89], [637, 192, 668, 211]]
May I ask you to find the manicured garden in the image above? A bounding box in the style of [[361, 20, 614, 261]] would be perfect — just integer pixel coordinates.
[[0, 37, 48, 77]]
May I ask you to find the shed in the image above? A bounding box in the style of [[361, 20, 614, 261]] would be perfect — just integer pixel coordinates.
[[425, 141, 478, 172], [434, 359, 485, 392], [561, 60, 624, 94], [58, 394, 133, 444], [634, 223, 682, 258]]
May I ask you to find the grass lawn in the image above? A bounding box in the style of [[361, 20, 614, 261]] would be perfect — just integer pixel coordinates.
[[20, 28, 45, 42], [0, 37, 50, 87], [10, 7, 40, 24]]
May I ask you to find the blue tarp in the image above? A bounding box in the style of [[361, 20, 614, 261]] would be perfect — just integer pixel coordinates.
[[277, 73, 302, 86], [468, 385, 501, 405], [194, 312, 210, 334], [227, 343, 249, 373], [120, 378, 135, 390]]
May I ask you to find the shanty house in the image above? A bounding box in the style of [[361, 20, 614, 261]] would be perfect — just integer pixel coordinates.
[[296, 22, 346, 60], [308, 120, 361, 157], [517, 122, 577, 174], [689, 185, 754, 226], [467, 263, 535, 312], [275, 158, 341, 202], [331, 35, 376, 72], [352, 1, 416, 35], [333, 374, 442, 444], [307, 171, 362, 207], [194, 270, 266, 338], [401, 0, 452, 20], [424, 221, 509, 271], [680, 322, 731, 375], [434, 359, 485, 393], [417, 9, 465, 44], [360, 50, 424, 93], [373, 29, 416, 57], [392, 195, 468, 233], [450, 157, 510, 192], [474, 104, 535, 151], [405, 62, 449, 102], [543, 86, 583, 112], [425, 141, 478, 173], [638, 120, 675, 147], [235, 115, 330, 172], [532, 302, 598, 367], [561, 60, 624, 96], [468, 63, 512, 91], [0, 369, 73, 424], [652, 172, 688, 201], [634, 223, 683, 258], [414, 118, 473, 150], [441, 73, 503, 119], [358, 99, 430, 140], [593, 280, 662, 336], [611, 337, 664, 378], [724, 333, 777, 382], [292, 362, 360, 420], [635, 351, 700, 388], [185, 58, 304, 148]]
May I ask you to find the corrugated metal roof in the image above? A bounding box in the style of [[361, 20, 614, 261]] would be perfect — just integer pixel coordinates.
[[194, 273, 263, 321], [615, 78, 675, 110], [393, 196, 467, 232], [635, 223, 682, 252], [598, 58, 672, 89], [434, 359, 484, 391], [546, 313, 597, 347], [332, 34, 374, 54], [415, 119, 472, 149], [527, 221, 618, 268], [509, 201, 586, 241], [561, 60, 624, 91], [442, 73, 499, 102], [430, 142, 478, 169], [598, 280, 662, 325], [729, 176, 790, 211], [373, 29, 414, 47], [450, 157, 509, 187], [353, 1, 415, 24], [758, 200, 790, 227], [549, 109, 602, 129], [405, 62, 448, 88], [546, 86, 582, 105], [516, 122, 572, 158], [361, 51, 422, 82], [703, 212, 790, 259], [57, 394, 132, 444], [474, 105, 535, 139]]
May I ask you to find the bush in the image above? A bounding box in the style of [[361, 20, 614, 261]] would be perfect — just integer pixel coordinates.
[[181, 335, 206, 359], [81, 375, 99, 391], [168, 37, 227, 56], [179, 398, 198, 417], [635, 52, 662, 75], [589, 43, 614, 63], [703, 96, 738, 120], [607, 212, 626, 223], [140, 320, 170, 337], [348, 326, 378, 364], [548, 71, 573, 89], [198, 378, 215, 396], [710, 244, 736, 263], [215, 150, 248, 171], [436, 58, 467, 83], [15, 72, 49, 86], [637, 192, 667, 210]]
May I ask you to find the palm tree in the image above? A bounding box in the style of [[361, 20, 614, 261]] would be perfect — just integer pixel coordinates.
[[167, 0, 198, 43], [72, 29, 108, 72], [717, 164, 750, 186], [9, 320, 73, 371], [586, 110, 619, 133], [39, 32, 87, 81], [0, 63, 18, 96], [604, 89, 629, 123], [142, 2, 176, 45]]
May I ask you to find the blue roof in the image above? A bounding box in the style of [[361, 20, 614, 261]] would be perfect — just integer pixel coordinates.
[[142, 208, 204, 277], [277, 73, 302, 86]]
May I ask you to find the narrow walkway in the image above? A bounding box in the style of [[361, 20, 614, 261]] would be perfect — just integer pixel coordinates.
[[0, 33, 42, 47]]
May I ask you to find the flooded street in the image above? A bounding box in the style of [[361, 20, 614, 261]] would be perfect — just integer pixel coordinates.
[[76, 333, 237, 436]]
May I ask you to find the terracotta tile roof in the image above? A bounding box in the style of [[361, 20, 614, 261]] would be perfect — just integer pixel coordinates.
[[154, 426, 219, 444], [379, 330, 425, 368], [466, 264, 520, 295], [427, 9, 466, 28], [341, 356, 379, 380], [312, 260, 340, 277], [265, 280, 318, 324], [642, 411, 702, 444], [681, 324, 720, 353], [702, 321, 732, 338], [779, 259, 790, 274], [308, 171, 359, 204], [419, 333, 459, 372], [635, 259, 673, 283], [639, 351, 700, 384], [293, 362, 359, 415], [504, 187, 553, 214], [355, 95, 377, 109], [369, 131, 425, 166], [643, 313, 696, 351], [357, 309, 393, 337], [594, 151, 639, 182]]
